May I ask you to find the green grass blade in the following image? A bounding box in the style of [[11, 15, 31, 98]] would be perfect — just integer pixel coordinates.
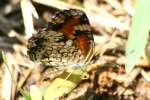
[[19, 89, 32, 100], [1, 50, 31, 100], [125, 0, 150, 73]]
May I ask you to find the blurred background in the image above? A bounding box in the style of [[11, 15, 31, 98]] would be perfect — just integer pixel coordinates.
[[0, 0, 150, 100]]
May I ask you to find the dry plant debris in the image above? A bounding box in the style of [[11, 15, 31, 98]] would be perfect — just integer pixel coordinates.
[[0, 0, 150, 100]]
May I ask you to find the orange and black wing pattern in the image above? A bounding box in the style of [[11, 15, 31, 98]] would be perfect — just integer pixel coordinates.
[[27, 9, 94, 68]]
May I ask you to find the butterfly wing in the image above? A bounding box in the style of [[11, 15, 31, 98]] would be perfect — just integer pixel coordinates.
[[27, 9, 94, 69]]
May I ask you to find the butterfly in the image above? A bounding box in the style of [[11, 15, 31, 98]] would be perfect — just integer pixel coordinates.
[[27, 9, 95, 70]]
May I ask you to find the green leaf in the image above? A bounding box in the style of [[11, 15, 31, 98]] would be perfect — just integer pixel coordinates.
[[125, 0, 150, 73], [44, 69, 83, 100], [30, 85, 42, 100]]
